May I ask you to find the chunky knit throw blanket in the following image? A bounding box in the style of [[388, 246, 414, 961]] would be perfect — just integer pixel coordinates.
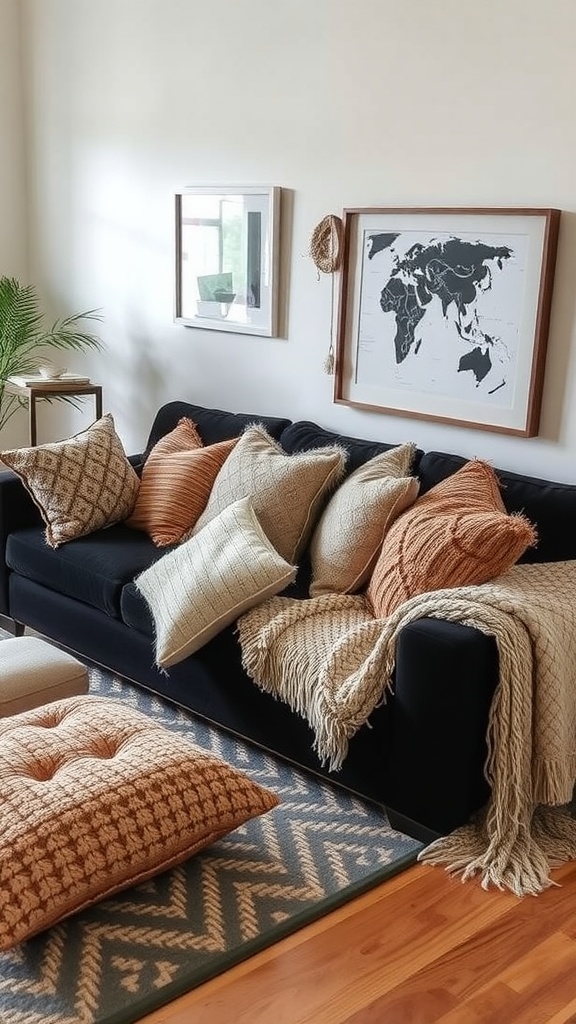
[[238, 561, 576, 895]]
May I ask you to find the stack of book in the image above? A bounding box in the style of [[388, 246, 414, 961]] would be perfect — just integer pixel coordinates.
[[7, 373, 91, 388]]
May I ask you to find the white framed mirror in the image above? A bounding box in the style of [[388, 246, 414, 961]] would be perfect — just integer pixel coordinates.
[[175, 185, 281, 337]]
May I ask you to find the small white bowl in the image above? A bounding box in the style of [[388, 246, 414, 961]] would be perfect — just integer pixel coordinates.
[[38, 364, 68, 379]]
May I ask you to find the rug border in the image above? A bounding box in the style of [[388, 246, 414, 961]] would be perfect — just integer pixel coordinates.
[[100, 848, 419, 1024]]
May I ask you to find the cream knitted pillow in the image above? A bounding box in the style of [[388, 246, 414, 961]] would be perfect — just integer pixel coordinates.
[[135, 497, 296, 668], [309, 442, 420, 596], [191, 424, 347, 562]]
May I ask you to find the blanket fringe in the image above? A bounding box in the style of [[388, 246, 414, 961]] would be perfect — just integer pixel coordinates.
[[418, 806, 576, 896]]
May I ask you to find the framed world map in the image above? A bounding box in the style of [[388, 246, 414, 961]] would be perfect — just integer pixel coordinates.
[[333, 207, 560, 436]]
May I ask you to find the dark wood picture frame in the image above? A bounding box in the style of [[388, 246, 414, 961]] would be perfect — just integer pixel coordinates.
[[334, 207, 560, 436]]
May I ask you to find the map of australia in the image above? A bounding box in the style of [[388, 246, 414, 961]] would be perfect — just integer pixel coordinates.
[[356, 229, 525, 404]]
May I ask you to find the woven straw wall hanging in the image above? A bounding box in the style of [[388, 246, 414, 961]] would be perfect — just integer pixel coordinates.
[[309, 214, 343, 374]]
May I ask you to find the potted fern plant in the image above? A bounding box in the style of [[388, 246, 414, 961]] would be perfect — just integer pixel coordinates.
[[0, 276, 103, 435]]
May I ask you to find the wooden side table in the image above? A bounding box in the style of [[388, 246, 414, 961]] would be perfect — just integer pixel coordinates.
[[4, 382, 103, 446]]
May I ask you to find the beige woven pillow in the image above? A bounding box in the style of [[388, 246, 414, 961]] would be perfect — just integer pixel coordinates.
[[0, 695, 279, 950], [127, 417, 238, 546], [367, 459, 538, 617], [136, 496, 296, 668], [309, 442, 420, 596], [192, 424, 347, 562], [1, 413, 139, 548]]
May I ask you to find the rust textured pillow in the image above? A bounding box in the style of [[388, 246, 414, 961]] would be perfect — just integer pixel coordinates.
[[1, 413, 139, 548], [144, 416, 203, 459], [126, 418, 237, 546], [192, 424, 347, 563], [367, 459, 537, 617], [0, 695, 279, 950]]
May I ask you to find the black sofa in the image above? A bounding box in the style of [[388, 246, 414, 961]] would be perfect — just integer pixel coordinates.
[[2, 400, 576, 844]]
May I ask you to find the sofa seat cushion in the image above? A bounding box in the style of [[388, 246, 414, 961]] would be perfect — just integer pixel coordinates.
[[6, 524, 165, 618], [120, 580, 155, 635]]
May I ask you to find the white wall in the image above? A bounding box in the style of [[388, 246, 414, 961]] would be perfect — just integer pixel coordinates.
[[0, 0, 29, 449], [0, 0, 26, 278], [16, 0, 576, 480]]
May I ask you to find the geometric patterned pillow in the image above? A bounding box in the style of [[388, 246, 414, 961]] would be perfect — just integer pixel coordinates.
[[309, 442, 420, 596], [366, 459, 538, 617], [0, 413, 140, 548], [0, 695, 279, 950]]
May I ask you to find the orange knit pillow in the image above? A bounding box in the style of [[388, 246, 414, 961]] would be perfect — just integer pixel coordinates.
[[367, 460, 537, 617], [146, 416, 203, 458], [127, 418, 237, 546]]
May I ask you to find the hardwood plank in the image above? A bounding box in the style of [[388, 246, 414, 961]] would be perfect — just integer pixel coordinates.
[[138, 861, 576, 1024]]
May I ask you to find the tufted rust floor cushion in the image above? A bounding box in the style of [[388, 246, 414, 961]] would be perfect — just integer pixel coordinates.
[[0, 695, 279, 950]]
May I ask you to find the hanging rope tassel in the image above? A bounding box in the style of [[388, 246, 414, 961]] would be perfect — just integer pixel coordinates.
[[323, 275, 336, 375], [309, 215, 343, 376]]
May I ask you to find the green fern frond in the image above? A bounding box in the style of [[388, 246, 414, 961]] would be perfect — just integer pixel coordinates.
[[0, 277, 104, 435]]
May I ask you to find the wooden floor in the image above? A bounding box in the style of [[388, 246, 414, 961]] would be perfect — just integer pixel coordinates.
[[138, 858, 576, 1024]]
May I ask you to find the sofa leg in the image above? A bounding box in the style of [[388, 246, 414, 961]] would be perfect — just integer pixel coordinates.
[[386, 806, 442, 845], [0, 614, 25, 637]]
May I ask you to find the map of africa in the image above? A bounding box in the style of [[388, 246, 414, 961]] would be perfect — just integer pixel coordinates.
[[356, 229, 526, 405]]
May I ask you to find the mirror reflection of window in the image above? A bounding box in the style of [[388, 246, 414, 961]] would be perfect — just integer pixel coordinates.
[[175, 185, 278, 336], [180, 195, 263, 321]]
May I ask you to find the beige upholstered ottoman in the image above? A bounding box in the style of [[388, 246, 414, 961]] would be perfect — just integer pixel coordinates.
[[0, 694, 279, 950], [0, 636, 89, 716]]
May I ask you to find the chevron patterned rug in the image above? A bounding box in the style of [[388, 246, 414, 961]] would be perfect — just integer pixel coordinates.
[[0, 660, 422, 1024]]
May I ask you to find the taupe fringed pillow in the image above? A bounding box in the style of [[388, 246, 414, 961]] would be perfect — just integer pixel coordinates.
[[1, 413, 139, 547], [309, 442, 420, 596], [0, 696, 279, 950], [191, 424, 347, 562]]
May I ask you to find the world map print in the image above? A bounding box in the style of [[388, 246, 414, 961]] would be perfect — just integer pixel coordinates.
[[355, 229, 528, 405]]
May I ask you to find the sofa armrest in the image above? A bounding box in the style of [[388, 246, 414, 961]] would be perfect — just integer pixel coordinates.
[[0, 468, 44, 616], [384, 617, 499, 838]]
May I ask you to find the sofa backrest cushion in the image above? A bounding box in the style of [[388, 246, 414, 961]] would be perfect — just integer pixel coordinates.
[[143, 402, 292, 458], [418, 451, 576, 564], [279, 420, 424, 476]]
